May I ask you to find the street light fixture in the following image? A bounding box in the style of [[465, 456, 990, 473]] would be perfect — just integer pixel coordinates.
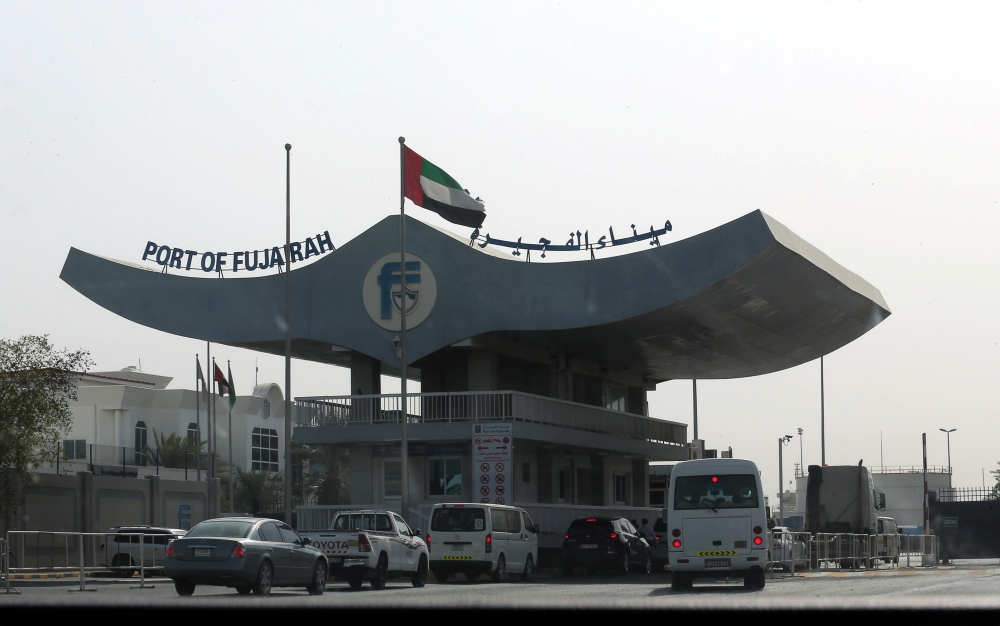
[[939, 428, 956, 485], [778, 435, 793, 527]]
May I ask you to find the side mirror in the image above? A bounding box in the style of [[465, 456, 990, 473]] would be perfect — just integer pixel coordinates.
[[532, 524, 541, 534], [299, 537, 311, 546], [411, 529, 422, 538]]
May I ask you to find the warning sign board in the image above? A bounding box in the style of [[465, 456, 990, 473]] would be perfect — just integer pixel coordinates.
[[473, 423, 512, 505]]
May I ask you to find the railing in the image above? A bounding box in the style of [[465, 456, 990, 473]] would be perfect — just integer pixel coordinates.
[[936, 487, 999, 502], [794, 465, 951, 478], [767, 531, 938, 575], [294, 391, 686, 446]]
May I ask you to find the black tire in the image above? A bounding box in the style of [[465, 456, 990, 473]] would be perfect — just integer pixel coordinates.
[[671, 572, 692, 591], [561, 565, 574, 577], [520, 555, 534, 582], [252, 561, 273, 595], [491, 554, 506, 582], [411, 555, 427, 588], [432, 569, 448, 584], [348, 572, 365, 589], [306, 559, 327, 595], [745, 567, 765, 590], [620, 548, 630, 574], [174, 580, 196, 596], [112, 554, 137, 578], [235, 584, 252, 595], [370, 554, 388, 590]]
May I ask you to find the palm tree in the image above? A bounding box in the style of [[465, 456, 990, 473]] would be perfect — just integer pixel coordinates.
[[144, 429, 206, 469], [294, 446, 350, 505], [233, 467, 285, 515]]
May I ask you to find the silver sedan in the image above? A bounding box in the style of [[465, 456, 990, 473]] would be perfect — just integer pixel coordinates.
[[165, 517, 328, 596]]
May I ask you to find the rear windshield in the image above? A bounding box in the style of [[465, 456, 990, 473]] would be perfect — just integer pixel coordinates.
[[568, 519, 614, 533], [673, 474, 759, 510], [653, 518, 668, 532], [431, 507, 486, 533], [332, 513, 392, 531], [185, 521, 253, 538]]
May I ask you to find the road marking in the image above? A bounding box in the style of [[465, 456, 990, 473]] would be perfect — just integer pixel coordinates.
[[827, 573, 846, 577], [969, 569, 988, 575]]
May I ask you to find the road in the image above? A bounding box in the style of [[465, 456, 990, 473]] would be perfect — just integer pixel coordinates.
[[3, 560, 999, 610]]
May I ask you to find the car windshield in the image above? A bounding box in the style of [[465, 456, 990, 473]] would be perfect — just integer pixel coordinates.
[[431, 507, 486, 532], [673, 474, 759, 510], [184, 521, 254, 538]]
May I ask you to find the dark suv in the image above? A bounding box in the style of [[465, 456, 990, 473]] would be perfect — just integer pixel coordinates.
[[562, 517, 651, 575]]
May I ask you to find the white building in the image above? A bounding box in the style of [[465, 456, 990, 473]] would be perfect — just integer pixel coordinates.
[[57, 367, 287, 480]]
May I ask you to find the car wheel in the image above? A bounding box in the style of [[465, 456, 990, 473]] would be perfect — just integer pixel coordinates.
[[642, 554, 652, 575], [348, 572, 365, 589], [235, 584, 252, 595], [112, 554, 137, 578], [306, 559, 327, 595], [432, 569, 448, 584], [252, 561, 273, 595], [620, 548, 630, 574], [491, 554, 506, 582], [411, 555, 427, 588], [520, 555, 534, 582], [370, 554, 388, 590], [174, 580, 196, 596], [561, 565, 574, 577], [671, 572, 691, 591]]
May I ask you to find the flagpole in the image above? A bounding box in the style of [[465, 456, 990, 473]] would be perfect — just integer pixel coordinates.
[[211, 352, 217, 515], [398, 136, 409, 523], [196, 355, 202, 482], [228, 359, 234, 514], [283, 143, 293, 527]]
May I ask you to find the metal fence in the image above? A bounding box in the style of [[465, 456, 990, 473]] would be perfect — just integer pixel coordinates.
[[5, 531, 172, 590], [767, 531, 939, 575], [936, 487, 999, 503], [295, 391, 687, 446]]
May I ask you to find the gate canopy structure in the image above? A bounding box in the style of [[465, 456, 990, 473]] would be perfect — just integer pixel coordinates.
[[60, 210, 889, 383]]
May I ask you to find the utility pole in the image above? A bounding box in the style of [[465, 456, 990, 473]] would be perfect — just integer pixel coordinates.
[[797, 427, 803, 475], [283, 143, 293, 527], [779, 434, 793, 527], [820, 357, 826, 466], [692, 379, 698, 441], [940, 428, 956, 488]]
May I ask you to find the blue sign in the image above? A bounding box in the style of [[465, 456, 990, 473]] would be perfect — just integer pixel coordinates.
[[377, 261, 421, 319], [141, 231, 335, 274], [178, 504, 191, 530]]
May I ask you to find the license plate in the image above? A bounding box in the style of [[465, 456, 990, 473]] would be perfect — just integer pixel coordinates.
[[329, 557, 342, 564], [704, 558, 730, 568], [451, 544, 464, 551], [193, 548, 211, 557], [581, 544, 598, 549]]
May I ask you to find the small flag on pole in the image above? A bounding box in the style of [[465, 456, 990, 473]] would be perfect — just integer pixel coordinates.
[[403, 145, 486, 228], [214, 362, 230, 397], [226, 362, 236, 413], [196, 356, 208, 403]]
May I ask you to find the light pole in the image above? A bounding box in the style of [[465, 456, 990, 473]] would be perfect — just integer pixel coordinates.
[[940, 428, 956, 487], [797, 427, 803, 476], [778, 435, 793, 527]]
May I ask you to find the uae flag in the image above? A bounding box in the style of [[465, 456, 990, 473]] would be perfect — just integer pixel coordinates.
[[403, 146, 486, 228]]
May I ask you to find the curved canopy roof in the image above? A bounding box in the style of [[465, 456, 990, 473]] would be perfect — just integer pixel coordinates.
[[60, 210, 890, 380]]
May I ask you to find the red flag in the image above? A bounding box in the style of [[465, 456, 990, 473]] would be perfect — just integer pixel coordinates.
[[214, 362, 230, 396]]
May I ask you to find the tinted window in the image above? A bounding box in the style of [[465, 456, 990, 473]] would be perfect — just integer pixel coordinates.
[[186, 521, 254, 538], [653, 518, 668, 532], [491, 509, 508, 533], [673, 474, 759, 510], [521, 512, 535, 532], [258, 522, 281, 542], [375, 514, 392, 532], [278, 524, 300, 543], [114, 534, 137, 544], [505, 510, 520, 533], [568, 519, 614, 533], [431, 507, 487, 533]]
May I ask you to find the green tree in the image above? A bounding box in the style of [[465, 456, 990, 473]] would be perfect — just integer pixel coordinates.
[[233, 467, 284, 515], [0, 335, 93, 524], [144, 429, 206, 469], [296, 446, 350, 505]]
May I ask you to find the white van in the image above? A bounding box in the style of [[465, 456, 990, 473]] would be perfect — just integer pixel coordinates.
[[667, 459, 768, 590], [427, 503, 539, 583]]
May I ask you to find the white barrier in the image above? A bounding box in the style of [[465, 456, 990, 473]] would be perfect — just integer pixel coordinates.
[[5, 531, 170, 591]]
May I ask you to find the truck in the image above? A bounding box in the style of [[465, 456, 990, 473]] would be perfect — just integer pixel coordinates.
[[804, 462, 897, 568], [299, 510, 429, 589]]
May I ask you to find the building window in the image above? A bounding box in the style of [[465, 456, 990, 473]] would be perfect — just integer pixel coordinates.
[[186, 423, 200, 442], [614, 473, 628, 504], [383, 460, 401, 497], [134, 421, 148, 466], [251, 427, 279, 471], [649, 489, 665, 507], [604, 384, 626, 412], [63, 439, 86, 460], [522, 462, 530, 483], [429, 458, 462, 496], [558, 469, 569, 501]]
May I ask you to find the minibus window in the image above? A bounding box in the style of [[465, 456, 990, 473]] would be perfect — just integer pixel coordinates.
[[673, 474, 759, 510], [431, 507, 487, 532]]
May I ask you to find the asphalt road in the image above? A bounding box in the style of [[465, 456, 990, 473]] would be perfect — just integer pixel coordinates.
[[3, 560, 999, 611]]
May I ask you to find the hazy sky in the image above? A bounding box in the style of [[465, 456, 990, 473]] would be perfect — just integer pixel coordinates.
[[3, 2, 999, 498]]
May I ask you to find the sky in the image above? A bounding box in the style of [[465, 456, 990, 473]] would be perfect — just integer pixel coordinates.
[[2, 1, 999, 498]]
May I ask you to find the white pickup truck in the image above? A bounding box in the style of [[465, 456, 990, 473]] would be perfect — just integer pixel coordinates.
[[300, 510, 429, 589]]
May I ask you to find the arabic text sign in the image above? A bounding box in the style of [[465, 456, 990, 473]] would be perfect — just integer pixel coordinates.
[[473, 423, 512, 505]]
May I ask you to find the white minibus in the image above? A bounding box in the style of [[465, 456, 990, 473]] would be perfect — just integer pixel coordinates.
[[667, 458, 768, 590], [427, 503, 539, 583]]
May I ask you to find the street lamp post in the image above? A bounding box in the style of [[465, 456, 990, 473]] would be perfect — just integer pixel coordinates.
[[940, 428, 956, 487], [778, 435, 793, 527], [797, 427, 803, 476]]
